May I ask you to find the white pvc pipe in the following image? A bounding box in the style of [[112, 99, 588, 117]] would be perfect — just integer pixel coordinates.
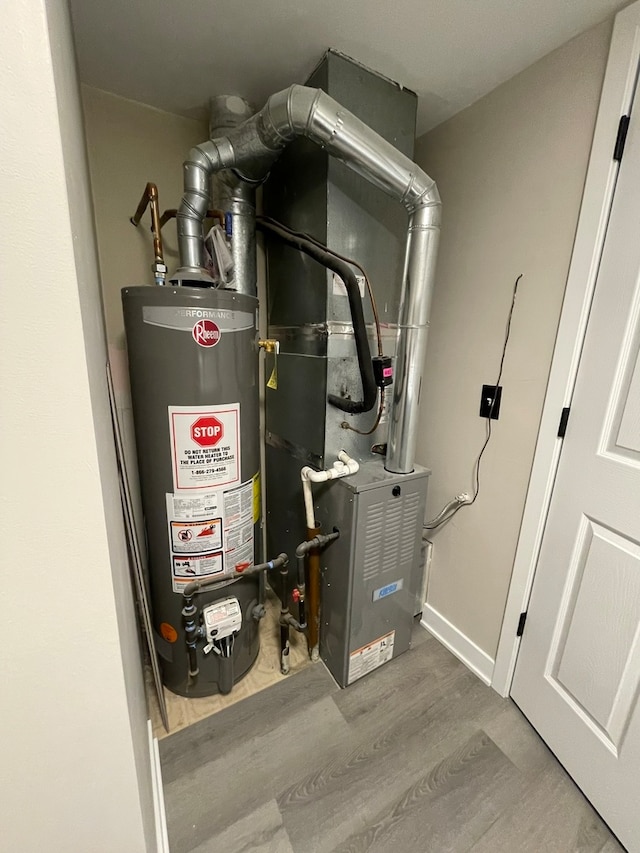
[[300, 451, 359, 529], [302, 477, 315, 530]]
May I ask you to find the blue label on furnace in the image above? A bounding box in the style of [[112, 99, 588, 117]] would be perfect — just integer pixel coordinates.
[[373, 579, 403, 602]]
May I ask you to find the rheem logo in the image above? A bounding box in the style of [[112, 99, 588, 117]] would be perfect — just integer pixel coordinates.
[[192, 319, 220, 347]]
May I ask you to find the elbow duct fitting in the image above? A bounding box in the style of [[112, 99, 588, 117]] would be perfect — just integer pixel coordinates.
[[301, 451, 359, 529], [177, 84, 441, 474]]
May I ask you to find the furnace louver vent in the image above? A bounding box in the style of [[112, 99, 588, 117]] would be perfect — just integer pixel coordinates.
[[383, 502, 403, 570], [400, 493, 420, 567], [362, 490, 421, 581], [363, 501, 385, 579]]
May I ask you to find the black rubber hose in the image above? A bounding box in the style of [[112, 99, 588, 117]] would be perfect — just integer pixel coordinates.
[[218, 654, 234, 695], [257, 219, 377, 414]]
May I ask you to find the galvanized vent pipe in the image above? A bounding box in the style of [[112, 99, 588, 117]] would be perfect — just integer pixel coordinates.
[[208, 96, 257, 297], [176, 84, 441, 475]]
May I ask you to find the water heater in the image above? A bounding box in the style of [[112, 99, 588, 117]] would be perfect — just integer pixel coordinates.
[[122, 285, 262, 696]]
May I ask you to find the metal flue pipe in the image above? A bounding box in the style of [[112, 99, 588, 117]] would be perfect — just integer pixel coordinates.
[[208, 96, 258, 297], [176, 84, 441, 474]]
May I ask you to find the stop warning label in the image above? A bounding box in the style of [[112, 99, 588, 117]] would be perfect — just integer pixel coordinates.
[[168, 403, 241, 491]]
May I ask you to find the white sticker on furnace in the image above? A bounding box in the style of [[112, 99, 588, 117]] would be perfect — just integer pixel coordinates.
[[347, 630, 395, 685], [168, 403, 240, 491], [332, 273, 365, 299]]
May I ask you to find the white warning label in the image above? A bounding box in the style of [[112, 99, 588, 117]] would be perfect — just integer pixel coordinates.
[[170, 518, 222, 553], [168, 403, 240, 491], [167, 490, 226, 591], [170, 492, 221, 521], [223, 479, 254, 573], [332, 273, 365, 299], [171, 552, 224, 593], [348, 630, 395, 685], [166, 473, 258, 592]]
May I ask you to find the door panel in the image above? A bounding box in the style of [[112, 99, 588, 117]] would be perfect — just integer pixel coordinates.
[[610, 316, 640, 456], [552, 517, 640, 752], [512, 74, 640, 851]]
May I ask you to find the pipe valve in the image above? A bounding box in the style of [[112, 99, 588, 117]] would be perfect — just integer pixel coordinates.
[[259, 339, 280, 390]]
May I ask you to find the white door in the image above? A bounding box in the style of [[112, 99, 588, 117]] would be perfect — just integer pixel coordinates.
[[511, 95, 640, 850]]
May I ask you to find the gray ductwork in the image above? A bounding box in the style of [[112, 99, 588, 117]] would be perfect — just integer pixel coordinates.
[[176, 83, 441, 475], [208, 96, 258, 298]]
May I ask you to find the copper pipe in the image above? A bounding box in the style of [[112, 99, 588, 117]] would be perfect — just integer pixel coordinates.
[[130, 182, 164, 264], [305, 522, 322, 661], [131, 187, 225, 286], [159, 208, 225, 229], [130, 182, 155, 226], [149, 187, 162, 263], [159, 209, 175, 229]]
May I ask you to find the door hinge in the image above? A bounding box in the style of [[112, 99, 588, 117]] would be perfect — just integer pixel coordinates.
[[516, 612, 527, 637], [557, 406, 570, 438], [614, 115, 630, 162]]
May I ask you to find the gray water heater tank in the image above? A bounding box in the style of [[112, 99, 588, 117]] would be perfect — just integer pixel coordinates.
[[122, 285, 261, 697]]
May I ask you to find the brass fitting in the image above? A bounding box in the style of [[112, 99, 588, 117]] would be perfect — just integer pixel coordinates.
[[258, 339, 280, 354]]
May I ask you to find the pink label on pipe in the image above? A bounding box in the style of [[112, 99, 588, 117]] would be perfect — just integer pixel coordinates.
[[383, 367, 393, 377]]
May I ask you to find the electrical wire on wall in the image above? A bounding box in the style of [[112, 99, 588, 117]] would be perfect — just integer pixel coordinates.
[[424, 273, 523, 531], [256, 214, 386, 434]]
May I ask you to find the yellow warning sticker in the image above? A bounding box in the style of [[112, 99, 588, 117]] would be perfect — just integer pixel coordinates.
[[252, 473, 261, 524]]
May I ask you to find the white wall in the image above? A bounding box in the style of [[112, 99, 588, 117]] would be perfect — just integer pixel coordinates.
[[415, 21, 612, 666], [81, 85, 207, 348], [0, 1, 153, 849]]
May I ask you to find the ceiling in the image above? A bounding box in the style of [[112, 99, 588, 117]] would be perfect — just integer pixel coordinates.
[[69, 0, 626, 136]]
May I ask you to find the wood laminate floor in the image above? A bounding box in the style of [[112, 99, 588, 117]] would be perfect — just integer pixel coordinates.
[[160, 624, 626, 853]]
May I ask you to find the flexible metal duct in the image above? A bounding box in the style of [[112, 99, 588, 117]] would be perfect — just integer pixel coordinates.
[[176, 84, 441, 475]]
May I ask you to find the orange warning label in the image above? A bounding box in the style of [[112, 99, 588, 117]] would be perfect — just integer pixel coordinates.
[[170, 518, 222, 553]]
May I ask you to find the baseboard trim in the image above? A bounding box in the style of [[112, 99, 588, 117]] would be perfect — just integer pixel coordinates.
[[420, 604, 495, 686], [148, 720, 170, 853]]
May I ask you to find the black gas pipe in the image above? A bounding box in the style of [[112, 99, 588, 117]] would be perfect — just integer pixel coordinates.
[[280, 531, 341, 673], [181, 554, 288, 685], [181, 533, 340, 683]]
